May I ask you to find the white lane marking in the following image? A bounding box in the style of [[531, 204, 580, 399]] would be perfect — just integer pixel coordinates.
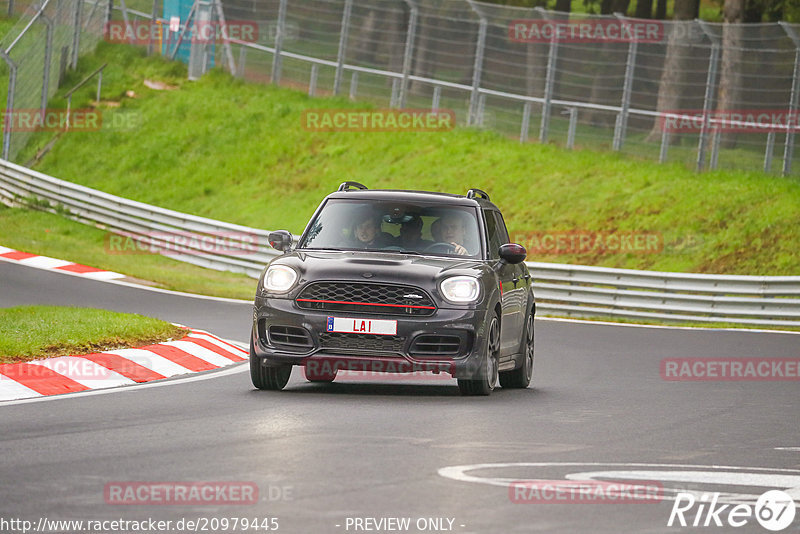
[[80, 270, 126, 280], [775, 447, 800, 451], [186, 333, 248, 355], [101, 348, 193, 377], [536, 316, 800, 336], [18, 256, 72, 269], [0, 376, 42, 401], [161, 340, 238, 367], [439, 462, 800, 491], [26, 357, 135, 388], [0, 361, 248, 406]]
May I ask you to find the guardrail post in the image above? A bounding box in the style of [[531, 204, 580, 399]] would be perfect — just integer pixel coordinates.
[[308, 64, 318, 96], [333, 0, 353, 95], [399, 0, 418, 109], [1, 50, 17, 160], [71, 0, 84, 69], [40, 14, 55, 115], [540, 9, 559, 143], [780, 22, 800, 176], [520, 101, 531, 143], [696, 21, 720, 172], [613, 14, 637, 152], [271, 0, 288, 84], [466, 0, 487, 127]]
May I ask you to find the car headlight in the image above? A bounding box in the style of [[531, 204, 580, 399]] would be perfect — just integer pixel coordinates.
[[263, 264, 298, 293], [440, 276, 480, 303]]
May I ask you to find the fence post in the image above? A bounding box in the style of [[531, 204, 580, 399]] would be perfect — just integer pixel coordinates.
[[520, 101, 531, 143], [333, 0, 353, 95], [7, 0, 13, 17], [780, 22, 800, 176], [566, 107, 577, 149], [399, 0, 418, 109], [431, 85, 440, 112], [271, 0, 288, 84], [1, 50, 17, 160], [613, 14, 637, 152], [349, 71, 358, 100], [211, 0, 238, 75], [466, 0, 487, 127], [106, 0, 114, 26], [238, 46, 247, 79], [40, 14, 55, 115], [540, 9, 559, 143], [308, 64, 318, 96], [71, 0, 84, 69], [696, 21, 720, 172], [148, 0, 159, 56], [765, 130, 776, 172]]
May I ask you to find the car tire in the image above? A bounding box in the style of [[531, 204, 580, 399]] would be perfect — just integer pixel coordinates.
[[458, 313, 500, 396], [500, 304, 534, 389], [250, 339, 292, 391]]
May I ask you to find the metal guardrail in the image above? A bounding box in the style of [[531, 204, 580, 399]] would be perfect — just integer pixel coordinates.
[[1, 158, 799, 327]]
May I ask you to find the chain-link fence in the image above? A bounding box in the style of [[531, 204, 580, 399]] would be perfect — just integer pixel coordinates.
[[6, 0, 800, 175], [1, 0, 107, 160]]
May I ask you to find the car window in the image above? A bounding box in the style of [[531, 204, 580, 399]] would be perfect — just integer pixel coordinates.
[[493, 211, 510, 245], [484, 210, 503, 260], [298, 199, 482, 258]]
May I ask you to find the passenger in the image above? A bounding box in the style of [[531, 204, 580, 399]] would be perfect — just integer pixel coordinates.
[[396, 215, 433, 250], [432, 213, 469, 255]]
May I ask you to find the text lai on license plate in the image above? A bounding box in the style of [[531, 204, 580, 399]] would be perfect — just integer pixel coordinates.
[[326, 316, 397, 335]]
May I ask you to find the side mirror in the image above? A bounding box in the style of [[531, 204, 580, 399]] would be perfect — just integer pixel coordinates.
[[269, 230, 294, 252], [498, 243, 526, 264]]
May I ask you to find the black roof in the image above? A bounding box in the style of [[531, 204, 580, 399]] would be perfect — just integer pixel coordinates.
[[326, 188, 499, 210]]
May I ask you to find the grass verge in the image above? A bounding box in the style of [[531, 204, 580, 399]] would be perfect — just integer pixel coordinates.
[[0, 305, 187, 364]]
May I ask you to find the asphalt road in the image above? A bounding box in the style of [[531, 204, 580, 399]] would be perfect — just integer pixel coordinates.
[[1, 260, 799, 534]]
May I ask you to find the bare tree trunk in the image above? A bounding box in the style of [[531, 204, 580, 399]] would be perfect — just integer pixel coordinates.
[[554, 0, 571, 12], [635, 0, 653, 18], [654, 0, 667, 19], [644, 0, 699, 142], [717, 0, 745, 148], [585, 0, 631, 127]]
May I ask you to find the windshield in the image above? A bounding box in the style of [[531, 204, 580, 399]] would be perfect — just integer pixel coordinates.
[[298, 199, 483, 259]]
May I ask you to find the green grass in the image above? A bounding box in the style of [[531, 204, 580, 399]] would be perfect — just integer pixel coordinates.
[[0, 204, 258, 300], [0, 305, 187, 363], [18, 41, 799, 277]]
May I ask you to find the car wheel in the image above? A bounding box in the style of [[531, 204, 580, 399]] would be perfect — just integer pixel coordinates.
[[500, 306, 534, 389], [458, 313, 500, 396], [250, 339, 292, 391], [303, 361, 338, 383]]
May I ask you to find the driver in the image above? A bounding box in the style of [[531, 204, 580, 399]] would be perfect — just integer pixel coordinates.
[[432, 213, 469, 255]]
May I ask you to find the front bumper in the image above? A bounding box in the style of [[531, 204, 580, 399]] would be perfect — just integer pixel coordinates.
[[251, 296, 491, 379]]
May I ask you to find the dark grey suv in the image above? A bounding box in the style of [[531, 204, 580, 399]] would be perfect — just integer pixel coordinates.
[[250, 183, 534, 396]]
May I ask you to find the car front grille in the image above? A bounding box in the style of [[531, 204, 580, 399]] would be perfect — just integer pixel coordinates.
[[296, 282, 436, 316], [409, 335, 462, 357], [318, 332, 405, 354]]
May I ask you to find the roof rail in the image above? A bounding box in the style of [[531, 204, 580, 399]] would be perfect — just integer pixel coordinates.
[[466, 188, 490, 201], [338, 181, 368, 192]]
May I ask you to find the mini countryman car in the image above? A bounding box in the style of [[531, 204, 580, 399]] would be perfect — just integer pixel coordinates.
[[250, 183, 534, 396]]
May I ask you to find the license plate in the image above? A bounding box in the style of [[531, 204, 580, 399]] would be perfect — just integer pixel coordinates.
[[326, 316, 397, 335]]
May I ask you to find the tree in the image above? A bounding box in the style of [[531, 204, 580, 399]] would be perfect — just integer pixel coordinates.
[[716, 0, 745, 148], [635, 0, 653, 18], [645, 0, 700, 142]]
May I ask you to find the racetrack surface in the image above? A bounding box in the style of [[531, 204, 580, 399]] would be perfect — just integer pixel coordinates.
[[1, 260, 798, 533]]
